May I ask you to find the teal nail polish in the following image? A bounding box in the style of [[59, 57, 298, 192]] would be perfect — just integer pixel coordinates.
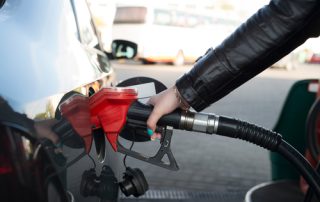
[[55, 142, 63, 148], [147, 128, 153, 136]]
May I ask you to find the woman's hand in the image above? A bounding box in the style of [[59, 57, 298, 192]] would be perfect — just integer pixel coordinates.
[[147, 86, 189, 140]]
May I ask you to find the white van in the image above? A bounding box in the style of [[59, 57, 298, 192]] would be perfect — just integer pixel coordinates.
[[112, 4, 215, 65]]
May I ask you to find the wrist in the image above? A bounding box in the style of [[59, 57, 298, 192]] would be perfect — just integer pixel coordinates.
[[173, 86, 190, 110]]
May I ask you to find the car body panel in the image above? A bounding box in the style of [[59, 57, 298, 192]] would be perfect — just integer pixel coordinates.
[[0, 0, 112, 113], [0, 0, 121, 201]]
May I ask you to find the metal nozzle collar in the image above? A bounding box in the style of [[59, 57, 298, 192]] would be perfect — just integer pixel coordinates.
[[180, 111, 219, 134]]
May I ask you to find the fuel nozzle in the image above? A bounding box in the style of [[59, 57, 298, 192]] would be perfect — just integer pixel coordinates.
[[126, 101, 220, 135], [127, 101, 283, 150]]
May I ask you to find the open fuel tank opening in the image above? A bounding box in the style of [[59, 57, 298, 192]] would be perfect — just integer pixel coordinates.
[[116, 76, 167, 142]]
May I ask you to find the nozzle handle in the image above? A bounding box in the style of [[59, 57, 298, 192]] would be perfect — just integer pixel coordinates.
[[127, 101, 182, 129]]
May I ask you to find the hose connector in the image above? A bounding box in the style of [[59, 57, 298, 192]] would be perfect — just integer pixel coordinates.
[[180, 111, 219, 134]]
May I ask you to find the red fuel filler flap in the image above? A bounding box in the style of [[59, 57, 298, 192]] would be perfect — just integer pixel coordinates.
[[89, 87, 138, 151]]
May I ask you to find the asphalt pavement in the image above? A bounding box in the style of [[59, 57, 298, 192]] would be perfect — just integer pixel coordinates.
[[113, 62, 320, 202]]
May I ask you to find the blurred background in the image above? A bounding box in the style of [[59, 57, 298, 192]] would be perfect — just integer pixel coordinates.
[[89, 0, 320, 69], [87, 0, 320, 201]]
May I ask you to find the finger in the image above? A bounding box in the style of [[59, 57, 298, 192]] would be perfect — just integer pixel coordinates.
[[155, 133, 162, 140], [147, 108, 161, 132], [150, 132, 161, 141], [150, 134, 156, 141]]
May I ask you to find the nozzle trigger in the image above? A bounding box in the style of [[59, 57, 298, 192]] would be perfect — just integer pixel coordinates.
[[117, 126, 179, 171]]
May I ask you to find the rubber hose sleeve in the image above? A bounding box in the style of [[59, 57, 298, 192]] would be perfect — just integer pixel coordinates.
[[217, 116, 282, 151]]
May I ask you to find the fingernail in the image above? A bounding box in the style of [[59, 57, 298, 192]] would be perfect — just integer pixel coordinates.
[[147, 128, 154, 136], [55, 141, 63, 148]]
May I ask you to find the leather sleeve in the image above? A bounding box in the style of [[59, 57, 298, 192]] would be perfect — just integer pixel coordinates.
[[176, 0, 320, 111]]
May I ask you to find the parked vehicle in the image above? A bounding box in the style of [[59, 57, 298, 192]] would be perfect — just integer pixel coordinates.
[[308, 53, 320, 63], [301, 37, 320, 63], [0, 0, 129, 201], [112, 3, 238, 66]]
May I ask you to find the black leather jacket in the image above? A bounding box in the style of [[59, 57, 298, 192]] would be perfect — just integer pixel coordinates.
[[176, 0, 320, 111]]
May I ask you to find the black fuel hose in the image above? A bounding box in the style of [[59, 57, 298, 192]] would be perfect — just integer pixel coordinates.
[[127, 101, 320, 199], [303, 98, 320, 202], [306, 97, 320, 163]]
